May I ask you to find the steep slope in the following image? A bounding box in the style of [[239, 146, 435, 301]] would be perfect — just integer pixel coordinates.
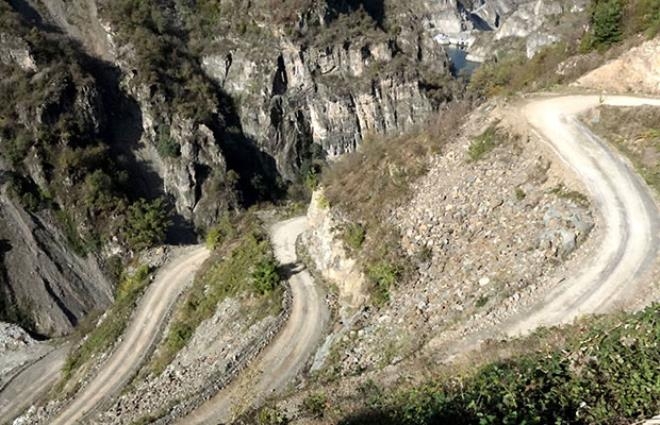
[[179, 217, 329, 425], [575, 37, 660, 94], [0, 3, 159, 335], [503, 95, 660, 333], [0, 0, 587, 335], [0, 188, 112, 336]]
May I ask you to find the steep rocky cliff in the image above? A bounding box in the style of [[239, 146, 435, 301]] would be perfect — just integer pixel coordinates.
[[0, 0, 574, 335], [200, 15, 453, 175], [2, 0, 461, 221], [11, 0, 576, 224]]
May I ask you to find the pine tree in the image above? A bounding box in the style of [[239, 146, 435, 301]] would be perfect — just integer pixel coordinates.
[[592, 0, 623, 46]]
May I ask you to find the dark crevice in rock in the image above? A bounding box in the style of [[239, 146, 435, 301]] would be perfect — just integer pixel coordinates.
[[7, 0, 55, 32], [469, 12, 495, 31], [42, 278, 78, 328], [327, 0, 385, 28], [348, 94, 363, 140], [223, 53, 233, 84], [272, 55, 288, 96], [192, 163, 211, 209]]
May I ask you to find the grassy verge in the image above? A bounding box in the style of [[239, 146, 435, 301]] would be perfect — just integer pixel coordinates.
[[323, 103, 469, 219], [340, 303, 660, 425], [62, 265, 150, 382], [584, 105, 660, 196], [149, 213, 283, 375], [467, 121, 505, 162]]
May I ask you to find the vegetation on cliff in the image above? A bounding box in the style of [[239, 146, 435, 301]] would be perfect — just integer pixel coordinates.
[[150, 213, 283, 374], [321, 102, 470, 305], [469, 0, 660, 98], [0, 3, 171, 257]]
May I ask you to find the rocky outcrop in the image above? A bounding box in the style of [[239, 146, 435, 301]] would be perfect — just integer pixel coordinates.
[[574, 37, 660, 95], [422, 0, 586, 60], [202, 28, 451, 180], [124, 82, 234, 230], [35, 0, 117, 61], [10, 0, 235, 230], [0, 33, 36, 71], [493, 1, 562, 40], [0, 190, 113, 336], [303, 190, 367, 310], [315, 105, 595, 376]]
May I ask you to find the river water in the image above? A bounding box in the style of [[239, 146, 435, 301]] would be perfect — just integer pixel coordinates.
[[446, 47, 480, 78]]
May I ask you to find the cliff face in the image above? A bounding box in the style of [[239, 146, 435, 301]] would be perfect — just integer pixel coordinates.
[[8, 0, 581, 230], [202, 27, 450, 179], [28, 0, 452, 183]]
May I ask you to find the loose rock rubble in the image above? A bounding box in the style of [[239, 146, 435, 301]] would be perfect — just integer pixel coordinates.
[[95, 297, 277, 424], [314, 112, 595, 376]]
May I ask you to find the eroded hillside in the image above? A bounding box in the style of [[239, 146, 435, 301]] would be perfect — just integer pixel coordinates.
[[1, 0, 660, 424]]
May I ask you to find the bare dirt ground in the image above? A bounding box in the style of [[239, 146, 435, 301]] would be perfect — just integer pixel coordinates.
[[0, 344, 68, 423], [178, 217, 329, 425], [574, 37, 660, 95]]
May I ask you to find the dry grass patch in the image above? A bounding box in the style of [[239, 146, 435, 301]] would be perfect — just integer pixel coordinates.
[[585, 105, 660, 195], [323, 102, 471, 218]]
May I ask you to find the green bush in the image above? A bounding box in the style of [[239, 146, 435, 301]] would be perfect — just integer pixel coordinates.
[[205, 215, 235, 250], [252, 256, 281, 294], [468, 124, 501, 161], [343, 223, 366, 252], [156, 125, 180, 158], [303, 391, 328, 418], [150, 213, 283, 374], [475, 295, 489, 308], [588, 0, 624, 49], [122, 198, 172, 251], [341, 304, 660, 425], [257, 406, 290, 425], [582, 0, 659, 51], [366, 261, 400, 306]]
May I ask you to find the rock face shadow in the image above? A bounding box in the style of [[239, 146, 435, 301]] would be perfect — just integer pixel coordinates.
[[278, 262, 305, 280], [79, 54, 197, 245]]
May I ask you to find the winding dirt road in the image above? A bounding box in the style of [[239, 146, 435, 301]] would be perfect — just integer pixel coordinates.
[[178, 217, 329, 425], [50, 246, 210, 425], [0, 345, 68, 424], [503, 95, 660, 335], [3, 95, 658, 424]]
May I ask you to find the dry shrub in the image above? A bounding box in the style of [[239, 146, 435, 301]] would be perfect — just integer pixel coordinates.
[[322, 101, 471, 221]]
